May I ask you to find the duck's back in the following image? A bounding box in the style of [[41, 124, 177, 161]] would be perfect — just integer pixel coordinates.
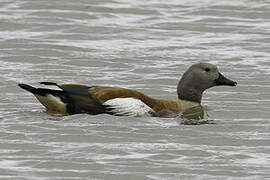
[[90, 86, 187, 117]]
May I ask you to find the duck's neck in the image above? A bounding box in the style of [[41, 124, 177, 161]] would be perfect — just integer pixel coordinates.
[[177, 99, 200, 112], [177, 85, 203, 104]]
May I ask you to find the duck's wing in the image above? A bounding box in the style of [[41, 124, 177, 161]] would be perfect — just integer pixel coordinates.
[[53, 83, 157, 116], [88, 86, 156, 116], [103, 97, 155, 116], [22, 82, 156, 116]]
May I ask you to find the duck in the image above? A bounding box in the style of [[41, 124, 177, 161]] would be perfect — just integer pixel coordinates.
[[18, 63, 237, 118]]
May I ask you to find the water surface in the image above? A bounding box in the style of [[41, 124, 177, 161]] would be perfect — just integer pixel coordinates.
[[1, 0, 270, 179]]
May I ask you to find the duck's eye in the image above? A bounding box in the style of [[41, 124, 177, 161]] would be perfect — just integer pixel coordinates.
[[205, 68, 210, 72]]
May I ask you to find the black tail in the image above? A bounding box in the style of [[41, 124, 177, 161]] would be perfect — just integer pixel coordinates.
[[18, 83, 63, 96], [18, 84, 38, 93], [39, 82, 57, 86]]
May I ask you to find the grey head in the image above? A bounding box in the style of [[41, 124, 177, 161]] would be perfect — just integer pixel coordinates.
[[177, 63, 237, 103]]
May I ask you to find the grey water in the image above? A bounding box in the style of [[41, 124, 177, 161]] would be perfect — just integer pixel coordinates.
[[1, 0, 270, 179]]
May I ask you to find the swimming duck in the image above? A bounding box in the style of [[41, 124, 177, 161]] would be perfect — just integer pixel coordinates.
[[18, 63, 237, 117]]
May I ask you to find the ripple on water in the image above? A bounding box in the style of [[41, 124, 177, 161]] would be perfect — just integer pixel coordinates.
[[1, 0, 270, 179]]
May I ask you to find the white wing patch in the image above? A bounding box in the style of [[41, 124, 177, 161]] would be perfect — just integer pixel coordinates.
[[103, 98, 155, 117]]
